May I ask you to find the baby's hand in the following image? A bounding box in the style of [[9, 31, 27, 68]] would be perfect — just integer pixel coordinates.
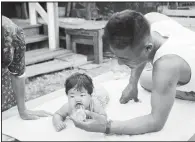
[[54, 121, 66, 132]]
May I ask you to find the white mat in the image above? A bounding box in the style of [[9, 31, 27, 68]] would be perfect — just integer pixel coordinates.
[[2, 77, 195, 141]]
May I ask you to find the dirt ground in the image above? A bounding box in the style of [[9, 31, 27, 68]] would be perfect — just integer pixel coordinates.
[[25, 57, 131, 101]]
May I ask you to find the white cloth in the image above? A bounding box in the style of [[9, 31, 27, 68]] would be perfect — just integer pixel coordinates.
[[152, 19, 195, 92], [2, 77, 195, 141]]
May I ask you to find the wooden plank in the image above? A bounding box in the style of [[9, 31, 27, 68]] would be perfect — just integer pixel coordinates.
[[26, 53, 88, 78], [34, 2, 48, 24], [28, 3, 38, 25], [59, 36, 66, 40], [26, 59, 72, 77], [72, 36, 94, 45], [72, 41, 77, 53], [66, 2, 71, 17], [26, 47, 49, 57], [47, 2, 59, 50], [93, 29, 103, 64], [22, 2, 29, 19], [79, 63, 100, 70], [22, 23, 42, 29], [25, 34, 48, 44], [54, 52, 74, 60], [25, 49, 71, 65], [55, 54, 88, 66], [66, 29, 97, 36], [162, 9, 195, 17], [26, 48, 70, 58], [23, 25, 41, 37], [86, 3, 92, 20], [66, 34, 71, 50]]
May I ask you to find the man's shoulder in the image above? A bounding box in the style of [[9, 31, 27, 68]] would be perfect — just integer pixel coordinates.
[[153, 55, 182, 74]]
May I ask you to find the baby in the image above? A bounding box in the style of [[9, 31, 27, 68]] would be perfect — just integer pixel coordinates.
[[52, 73, 107, 132]]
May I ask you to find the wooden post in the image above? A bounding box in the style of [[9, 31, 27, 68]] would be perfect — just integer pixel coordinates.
[[22, 2, 29, 19], [86, 3, 92, 20], [47, 2, 59, 50], [66, 33, 71, 50], [93, 29, 103, 64], [28, 3, 37, 24], [72, 41, 77, 53], [66, 2, 71, 17]]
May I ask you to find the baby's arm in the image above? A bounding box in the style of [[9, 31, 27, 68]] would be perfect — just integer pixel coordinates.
[[52, 103, 69, 132]]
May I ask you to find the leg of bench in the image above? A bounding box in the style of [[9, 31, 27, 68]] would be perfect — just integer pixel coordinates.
[[66, 33, 71, 50], [72, 41, 77, 53], [93, 30, 103, 64]]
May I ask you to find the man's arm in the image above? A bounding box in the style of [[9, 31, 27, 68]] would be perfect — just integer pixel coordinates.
[[129, 62, 147, 88], [110, 59, 180, 135], [120, 62, 147, 103]]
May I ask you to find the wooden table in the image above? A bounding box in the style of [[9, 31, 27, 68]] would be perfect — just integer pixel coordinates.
[[59, 18, 107, 64]]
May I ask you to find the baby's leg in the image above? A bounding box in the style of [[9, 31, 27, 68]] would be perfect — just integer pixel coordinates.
[[140, 68, 195, 101], [93, 83, 110, 108]]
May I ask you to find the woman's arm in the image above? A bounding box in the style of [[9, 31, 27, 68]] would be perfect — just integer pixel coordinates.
[[9, 26, 52, 119], [11, 74, 26, 114]]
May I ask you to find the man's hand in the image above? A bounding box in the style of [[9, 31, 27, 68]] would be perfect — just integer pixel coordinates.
[[19, 109, 53, 120], [120, 84, 139, 104], [120, 62, 146, 104], [53, 121, 67, 132], [70, 110, 107, 133]]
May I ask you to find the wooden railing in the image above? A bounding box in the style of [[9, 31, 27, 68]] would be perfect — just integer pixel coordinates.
[[28, 2, 59, 50]]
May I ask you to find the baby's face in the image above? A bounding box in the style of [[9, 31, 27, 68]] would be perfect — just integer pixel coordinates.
[[67, 87, 91, 110]]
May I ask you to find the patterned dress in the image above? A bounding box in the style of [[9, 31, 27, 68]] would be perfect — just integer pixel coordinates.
[[1, 16, 26, 111]]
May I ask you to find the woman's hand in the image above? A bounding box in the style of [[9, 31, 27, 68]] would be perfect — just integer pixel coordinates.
[[120, 84, 139, 104], [19, 109, 53, 120], [70, 110, 107, 133]]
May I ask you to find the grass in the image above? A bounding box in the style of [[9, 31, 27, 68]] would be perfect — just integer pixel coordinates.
[[24, 58, 131, 102]]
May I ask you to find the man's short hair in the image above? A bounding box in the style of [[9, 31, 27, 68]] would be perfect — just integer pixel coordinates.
[[103, 10, 150, 49]]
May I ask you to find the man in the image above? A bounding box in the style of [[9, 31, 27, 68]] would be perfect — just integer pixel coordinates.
[[2, 16, 52, 120], [70, 10, 195, 139]]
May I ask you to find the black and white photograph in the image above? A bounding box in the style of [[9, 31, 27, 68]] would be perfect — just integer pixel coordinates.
[[1, 1, 195, 141]]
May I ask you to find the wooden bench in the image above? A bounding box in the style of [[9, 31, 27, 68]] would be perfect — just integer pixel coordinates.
[[59, 18, 107, 64]]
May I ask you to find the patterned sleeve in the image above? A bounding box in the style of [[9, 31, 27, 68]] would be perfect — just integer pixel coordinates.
[[8, 27, 26, 76]]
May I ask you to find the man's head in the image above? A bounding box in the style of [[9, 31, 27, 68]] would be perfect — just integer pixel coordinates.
[[65, 73, 94, 110], [104, 10, 153, 68]]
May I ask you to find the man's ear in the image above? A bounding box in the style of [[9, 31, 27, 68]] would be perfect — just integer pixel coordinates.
[[145, 43, 153, 52]]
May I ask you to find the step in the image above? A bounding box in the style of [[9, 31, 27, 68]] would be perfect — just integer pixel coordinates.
[[23, 24, 42, 37], [55, 53, 88, 66], [26, 54, 88, 78], [25, 34, 48, 44], [11, 18, 43, 37], [25, 48, 72, 65]]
